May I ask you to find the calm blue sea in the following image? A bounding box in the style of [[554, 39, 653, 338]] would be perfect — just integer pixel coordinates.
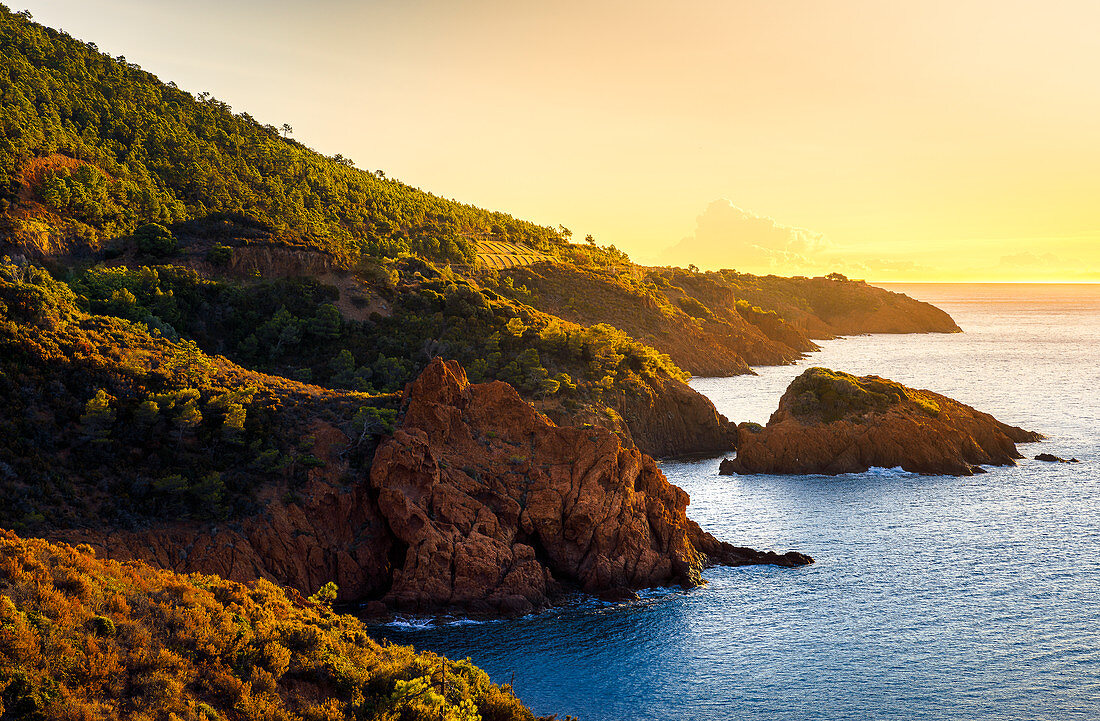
[[377, 284, 1100, 720]]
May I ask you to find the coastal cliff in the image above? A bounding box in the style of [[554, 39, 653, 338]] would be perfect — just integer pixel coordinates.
[[722, 368, 1042, 476], [371, 359, 809, 613], [53, 360, 810, 616]]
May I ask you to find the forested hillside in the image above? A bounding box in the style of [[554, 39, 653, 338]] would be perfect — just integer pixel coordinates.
[[0, 259, 399, 533], [0, 5, 564, 263]]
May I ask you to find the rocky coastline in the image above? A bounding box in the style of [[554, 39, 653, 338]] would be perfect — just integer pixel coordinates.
[[721, 367, 1043, 476], [59, 359, 811, 617]]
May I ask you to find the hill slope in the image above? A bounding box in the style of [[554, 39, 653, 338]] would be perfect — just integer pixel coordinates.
[[0, 5, 564, 263], [0, 530, 545, 721]]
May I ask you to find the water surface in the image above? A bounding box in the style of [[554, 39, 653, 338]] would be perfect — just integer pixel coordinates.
[[378, 284, 1100, 720]]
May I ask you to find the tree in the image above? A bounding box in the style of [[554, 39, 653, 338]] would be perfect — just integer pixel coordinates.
[[280, 123, 293, 138], [134, 224, 177, 257], [308, 304, 342, 339], [308, 581, 338, 611], [584, 234, 595, 245], [173, 398, 202, 447], [80, 389, 115, 445]]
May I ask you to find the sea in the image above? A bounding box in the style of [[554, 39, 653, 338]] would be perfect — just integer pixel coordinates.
[[375, 283, 1100, 720]]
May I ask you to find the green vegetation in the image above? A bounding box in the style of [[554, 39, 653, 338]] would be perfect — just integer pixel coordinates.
[[0, 530, 549, 721], [0, 259, 397, 532], [0, 4, 958, 526], [66, 258, 684, 405], [0, 5, 564, 262], [913, 396, 941, 417], [786, 367, 933, 423]]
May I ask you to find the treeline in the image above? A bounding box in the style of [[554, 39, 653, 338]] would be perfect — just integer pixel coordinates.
[[0, 5, 565, 262]]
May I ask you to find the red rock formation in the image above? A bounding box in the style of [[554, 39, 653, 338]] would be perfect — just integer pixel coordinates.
[[535, 371, 738, 459], [371, 359, 810, 614], [723, 368, 1042, 476], [56, 361, 811, 615], [609, 373, 739, 458]]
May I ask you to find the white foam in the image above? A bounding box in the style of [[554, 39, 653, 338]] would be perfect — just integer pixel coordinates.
[[382, 616, 435, 630]]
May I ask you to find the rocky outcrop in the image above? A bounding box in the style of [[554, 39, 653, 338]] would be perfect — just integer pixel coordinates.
[[722, 367, 1042, 476], [57, 361, 809, 615], [370, 359, 810, 614], [536, 374, 738, 459], [611, 374, 739, 458], [1035, 453, 1079, 463]]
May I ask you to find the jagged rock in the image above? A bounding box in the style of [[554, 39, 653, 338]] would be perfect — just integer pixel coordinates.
[[370, 358, 810, 614], [724, 367, 1043, 476], [59, 360, 810, 616], [1034, 453, 1080, 463]]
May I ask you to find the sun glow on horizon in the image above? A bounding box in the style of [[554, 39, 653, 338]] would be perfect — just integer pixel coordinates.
[[18, 0, 1100, 282]]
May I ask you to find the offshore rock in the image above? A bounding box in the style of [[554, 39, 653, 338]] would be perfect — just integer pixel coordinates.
[[371, 358, 810, 614], [1034, 453, 1080, 463], [724, 367, 1043, 477]]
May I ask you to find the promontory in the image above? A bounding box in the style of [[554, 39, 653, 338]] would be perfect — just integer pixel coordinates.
[[721, 367, 1043, 476]]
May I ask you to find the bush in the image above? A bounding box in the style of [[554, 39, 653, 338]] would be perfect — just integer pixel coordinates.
[[677, 295, 713, 320]]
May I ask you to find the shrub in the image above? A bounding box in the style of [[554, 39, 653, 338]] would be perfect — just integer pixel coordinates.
[[677, 295, 713, 320], [0, 531, 541, 720]]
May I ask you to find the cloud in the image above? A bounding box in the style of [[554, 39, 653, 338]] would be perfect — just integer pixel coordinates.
[[661, 199, 832, 274], [998, 251, 1060, 267]]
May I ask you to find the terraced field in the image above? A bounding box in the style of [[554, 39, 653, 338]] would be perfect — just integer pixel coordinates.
[[475, 239, 554, 269]]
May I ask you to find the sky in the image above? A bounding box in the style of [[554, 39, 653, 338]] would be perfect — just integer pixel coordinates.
[[18, 0, 1100, 281]]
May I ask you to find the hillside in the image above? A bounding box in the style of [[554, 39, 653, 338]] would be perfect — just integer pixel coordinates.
[[0, 4, 963, 460], [496, 264, 960, 377], [0, 5, 564, 264], [0, 530, 547, 721], [0, 259, 399, 534], [2, 263, 807, 612]]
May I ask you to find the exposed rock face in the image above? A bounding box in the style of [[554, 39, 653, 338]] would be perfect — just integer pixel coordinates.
[[58, 361, 810, 615], [723, 368, 1043, 476], [370, 359, 810, 614], [536, 373, 738, 459], [612, 374, 739, 458]]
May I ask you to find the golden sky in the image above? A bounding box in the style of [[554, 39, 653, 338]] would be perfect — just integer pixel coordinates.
[[22, 0, 1100, 281]]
